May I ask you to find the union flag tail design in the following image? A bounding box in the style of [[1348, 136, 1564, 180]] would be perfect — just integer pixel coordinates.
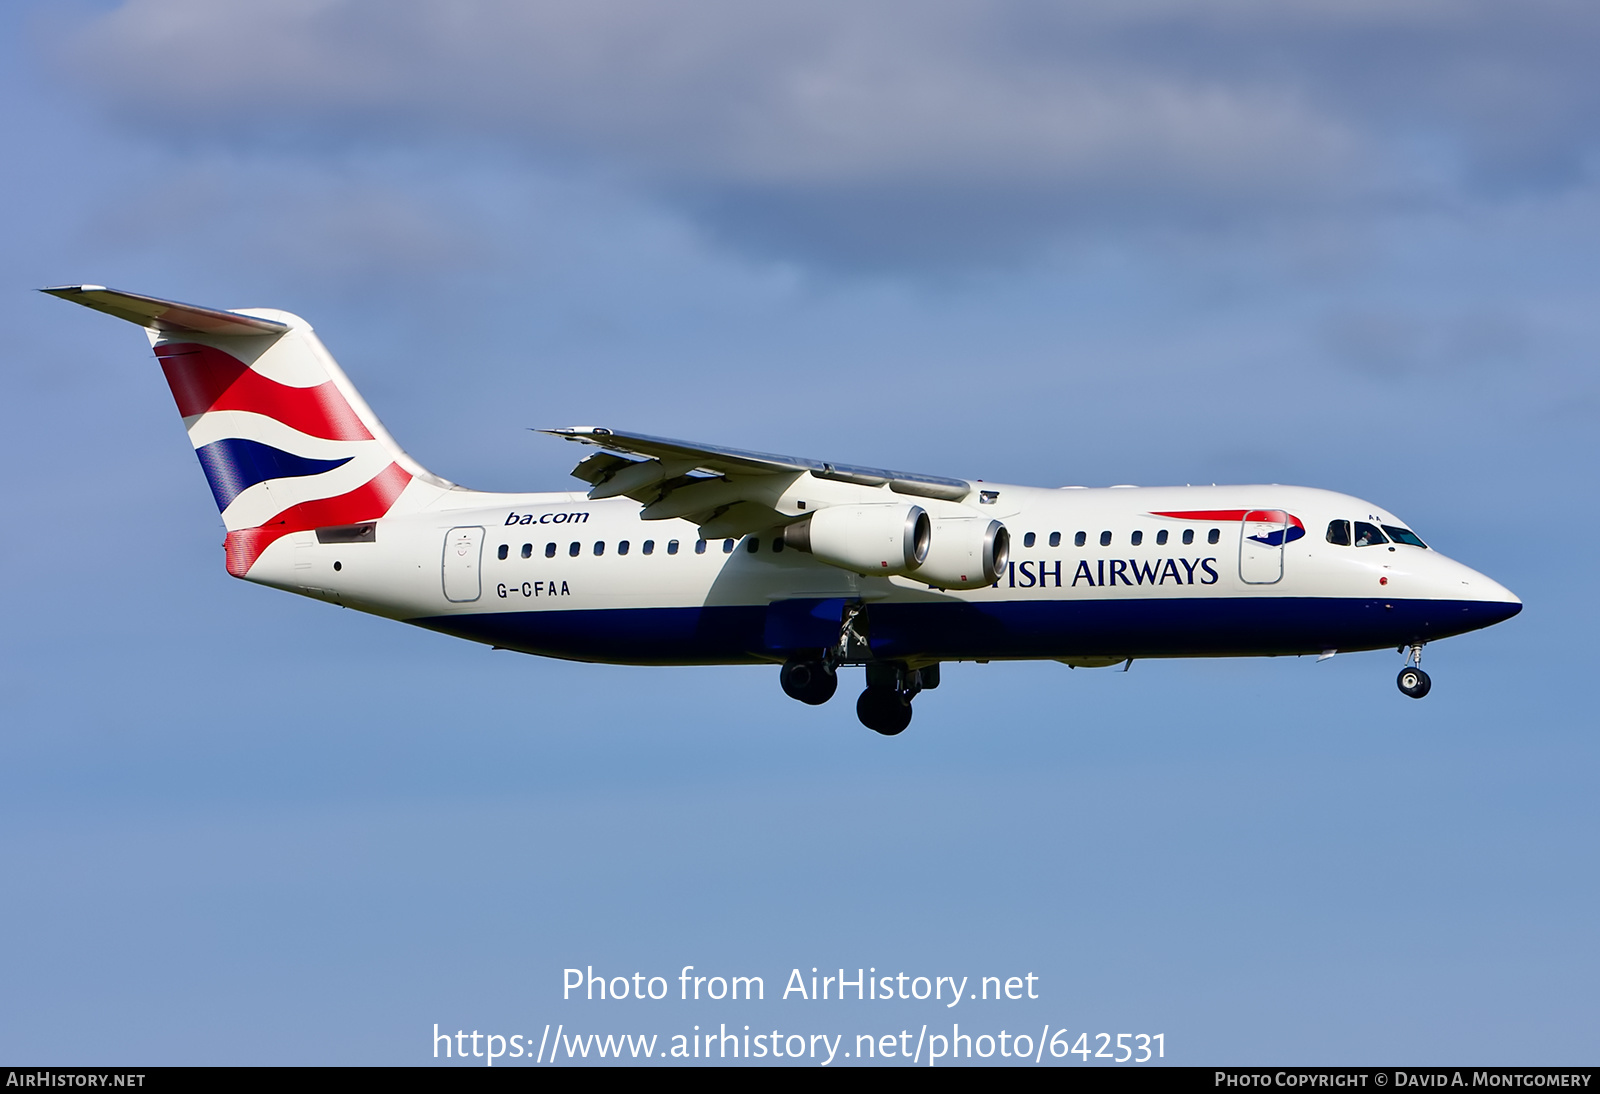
[[44, 286, 453, 575]]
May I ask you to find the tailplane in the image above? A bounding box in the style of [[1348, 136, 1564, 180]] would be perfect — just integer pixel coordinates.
[[45, 286, 453, 575]]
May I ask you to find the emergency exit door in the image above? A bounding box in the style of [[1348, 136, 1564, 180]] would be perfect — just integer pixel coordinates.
[[1239, 509, 1289, 585], [442, 526, 485, 602]]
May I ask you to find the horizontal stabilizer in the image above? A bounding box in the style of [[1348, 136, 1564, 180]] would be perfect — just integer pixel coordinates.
[[41, 285, 289, 336]]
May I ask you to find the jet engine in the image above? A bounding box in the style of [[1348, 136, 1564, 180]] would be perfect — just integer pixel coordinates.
[[916, 518, 1009, 590], [782, 504, 930, 576]]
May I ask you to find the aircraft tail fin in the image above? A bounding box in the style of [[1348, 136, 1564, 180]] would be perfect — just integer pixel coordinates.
[[45, 285, 454, 576]]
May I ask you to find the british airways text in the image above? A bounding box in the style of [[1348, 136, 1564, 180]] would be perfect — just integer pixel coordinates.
[[1008, 557, 1221, 588]]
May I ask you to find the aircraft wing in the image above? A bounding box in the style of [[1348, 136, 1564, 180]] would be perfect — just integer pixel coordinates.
[[541, 427, 973, 537]]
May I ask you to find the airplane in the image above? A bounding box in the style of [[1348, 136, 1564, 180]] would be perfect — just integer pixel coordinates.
[[46, 285, 1523, 735]]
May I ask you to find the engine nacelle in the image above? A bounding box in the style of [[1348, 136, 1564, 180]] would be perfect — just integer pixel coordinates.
[[916, 518, 1009, 590], [783, 504, 930, 576]]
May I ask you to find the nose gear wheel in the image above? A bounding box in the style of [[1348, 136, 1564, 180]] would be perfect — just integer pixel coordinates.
[[1397, 667, 1431, 699], [1397, 644, 1431, 698]]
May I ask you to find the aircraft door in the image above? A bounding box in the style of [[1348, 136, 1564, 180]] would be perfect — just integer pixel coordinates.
[[442, 526, 485, 602], [1239, 509, 1288, 585]]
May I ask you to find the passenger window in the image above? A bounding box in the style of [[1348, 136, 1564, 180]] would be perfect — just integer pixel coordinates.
[[722, 539, 735, 553], [618, 540, 630, 556], [1049, 532, 1061, 547], [1382, 524, 1428, 549], [1207, 528, 1220, 545], [594, 541, 605, 556], [521, 543, 532, 559], [1354, 522, 1389, 547], [1156, 529, 1168, 546], [497, 544, 508, 560], [1023, 532, 1036, 548], [1131, 530, 1143, 546], [695, 539, 707, 555], [569, 542, 580, 557], [772, 537, 784, 553], [1074, 531, 1086, 547], [643, 540, 655, 555], [667, 540, 679, 555], [747, 537, 760, 553], [1326, 520, 1351, 546], [1100, 531, 1112, 546], [1182, 529, 1194, 545], [545, 542, 556, 558]]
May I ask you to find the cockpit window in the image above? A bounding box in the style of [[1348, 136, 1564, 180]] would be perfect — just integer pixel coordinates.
[[1382, 524, 1428, 549], [1353, 521, 1388, 547], [1326, 520, 1351, 546]]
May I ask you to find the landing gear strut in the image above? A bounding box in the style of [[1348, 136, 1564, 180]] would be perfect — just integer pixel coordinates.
[[1397, 643, 1431, 699]]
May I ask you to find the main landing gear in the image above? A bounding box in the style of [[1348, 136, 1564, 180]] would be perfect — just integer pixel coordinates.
[[1397, 643, 1431, 699], [777, 602, 939, 734], [777, 657, 939, 736], [855, 663, 938, 736], [780, 659, 838, 706], [856, 687, 911, 736]]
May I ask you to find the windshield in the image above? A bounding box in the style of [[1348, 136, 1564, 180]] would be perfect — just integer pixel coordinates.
[[1353, 522, 1388, 547], [1382, 524, 1428, 548]]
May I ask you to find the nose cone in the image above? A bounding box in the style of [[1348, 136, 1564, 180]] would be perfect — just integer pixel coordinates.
[[1406, 551, 1521, 636], [1465, 568, 1520, 606], [1467, 594, 1523, 628], [1456, 563, 1522, 630]]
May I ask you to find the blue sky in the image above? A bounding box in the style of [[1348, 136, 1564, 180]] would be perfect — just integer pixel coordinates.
[[2, 0, 1596, 1065]]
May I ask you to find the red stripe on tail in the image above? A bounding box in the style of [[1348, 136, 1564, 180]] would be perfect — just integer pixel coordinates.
[[155, 343, 373, 442], [224, 463, 411, 576]]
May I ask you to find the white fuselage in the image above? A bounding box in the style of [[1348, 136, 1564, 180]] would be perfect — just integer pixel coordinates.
[[244, 481, 1520, 667]]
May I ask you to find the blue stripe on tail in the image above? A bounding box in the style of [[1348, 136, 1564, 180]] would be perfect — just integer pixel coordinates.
[[194, 438, 352, 511]]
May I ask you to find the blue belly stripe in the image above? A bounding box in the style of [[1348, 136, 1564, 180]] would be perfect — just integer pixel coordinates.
[[408, 597, 1521, 666]]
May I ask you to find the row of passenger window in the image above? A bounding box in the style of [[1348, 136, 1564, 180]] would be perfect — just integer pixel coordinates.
[[502, 521, 1423, 561], [500, 526, 1230, 562], [1326, 520, 1427, 548], [1019, 528, 1221, 549], [497, 537, 742, 560], [503, 522, 1426, 562]]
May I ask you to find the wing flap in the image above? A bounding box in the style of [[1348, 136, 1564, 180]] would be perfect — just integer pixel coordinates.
[[889, 478, 971, 502], [570, 451, 640, 487], [697, 501, 789, 539], [639, 477, 767, 522], [588, 458, 700, 501], [544, 427, 972, 510], [545, 426, 973, 532]]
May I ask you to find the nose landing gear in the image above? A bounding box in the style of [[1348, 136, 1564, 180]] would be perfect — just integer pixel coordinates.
[[1397, 644, 1431, 699]]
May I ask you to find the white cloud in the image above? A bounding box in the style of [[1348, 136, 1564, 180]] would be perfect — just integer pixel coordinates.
[[60, 0, 1600, 267]]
